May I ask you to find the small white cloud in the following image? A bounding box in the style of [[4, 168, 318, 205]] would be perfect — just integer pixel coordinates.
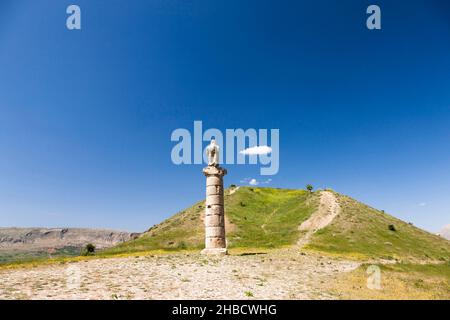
[[239, 145, 272, 155], [418, 202, 427, 207], [241, 177, 270, 185]]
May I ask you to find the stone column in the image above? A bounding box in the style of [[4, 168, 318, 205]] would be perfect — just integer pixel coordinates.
[[201, 165, 227, 255]]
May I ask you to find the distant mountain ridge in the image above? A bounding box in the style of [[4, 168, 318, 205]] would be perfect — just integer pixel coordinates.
[[0, 227, 139, 251]]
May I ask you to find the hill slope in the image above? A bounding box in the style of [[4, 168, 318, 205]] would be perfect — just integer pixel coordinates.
[[105, 187, 450, 262], [105, 187, 319, 254], [306, 193, 450, 261]]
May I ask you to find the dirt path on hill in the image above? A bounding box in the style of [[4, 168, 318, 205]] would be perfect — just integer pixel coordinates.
[[0, 249, 359, 300], [297, 191, 340, 248]]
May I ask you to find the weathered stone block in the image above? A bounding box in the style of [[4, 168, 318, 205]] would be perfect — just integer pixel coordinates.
[[206, 195, 223, 206], [205, 236, 226, 248], [205, 227, 225, 238], [203, 166, 227, 177], [204, 214, 224, 227], [205, 205, 223, 216], [206, 185, 222, 196], [206, 176, 222, 187], [201, 248, 227, 255]]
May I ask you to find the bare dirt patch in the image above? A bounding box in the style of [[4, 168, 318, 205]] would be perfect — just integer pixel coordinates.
[[298, 191, 340, 248]]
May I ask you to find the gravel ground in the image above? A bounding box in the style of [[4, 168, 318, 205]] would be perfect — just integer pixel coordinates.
[[0, 249, 359, 300]]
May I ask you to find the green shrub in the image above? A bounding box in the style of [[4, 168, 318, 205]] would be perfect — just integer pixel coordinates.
[[177, 241, 187, 249], [81, 243, 96, 256]]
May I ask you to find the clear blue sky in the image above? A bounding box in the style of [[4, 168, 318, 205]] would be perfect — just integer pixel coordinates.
[[1, 0, 449, 233]]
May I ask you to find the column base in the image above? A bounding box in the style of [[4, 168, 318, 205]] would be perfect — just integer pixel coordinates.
[[201, 248, 228, 255]]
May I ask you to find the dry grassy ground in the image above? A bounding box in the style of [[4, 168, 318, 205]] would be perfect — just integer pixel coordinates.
[[325, 263, 450, 299]]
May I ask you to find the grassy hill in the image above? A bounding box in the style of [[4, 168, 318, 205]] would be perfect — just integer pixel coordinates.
[[104, 187, 450, 262], [104, 187, 319, 254]]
